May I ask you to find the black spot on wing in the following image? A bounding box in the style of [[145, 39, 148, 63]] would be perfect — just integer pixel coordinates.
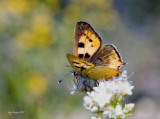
[[72, 61, 80, 64], [75, 66, 81, 68], [82, 33, 86, 36], [79, 54, 84, 58], [86, 36, 89, 39], [89, 39, 93, 42], [78, 42, 84, 48], [85, 53, 90, 59]]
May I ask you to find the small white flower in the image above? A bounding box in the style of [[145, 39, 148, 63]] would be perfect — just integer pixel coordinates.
[[71, 69, 134, 119], [83, 96, 94, 111], [91, 106, 98, 113], [115, 80, 134, 97], [87, 90, 112, 109], [70, 83, 78, 94], [103, 111, 112, 118], [114, 104, 125, 118], [124, 103, 135, 112], [91, 117, 97, 119], [91, 117, 101, 119], [126, 103, 134, 110], [120, 70, 128, 79]]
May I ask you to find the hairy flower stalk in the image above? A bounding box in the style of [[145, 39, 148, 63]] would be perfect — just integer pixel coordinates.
[[70, 70, 134, 119]]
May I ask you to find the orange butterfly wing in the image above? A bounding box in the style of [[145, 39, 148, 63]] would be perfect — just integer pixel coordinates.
[[74, 21, 101, 61]]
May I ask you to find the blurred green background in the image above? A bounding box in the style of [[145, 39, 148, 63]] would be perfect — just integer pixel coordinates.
[[0, 0, 160, 119]]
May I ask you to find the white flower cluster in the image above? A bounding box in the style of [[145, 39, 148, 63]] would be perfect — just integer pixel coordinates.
[[83, 71, 134, 119]]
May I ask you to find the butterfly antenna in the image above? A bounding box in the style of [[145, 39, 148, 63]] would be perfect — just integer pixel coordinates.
[[58, 80, 62, 84], [57, 71, 72, 84], [66, 64, 71, 67]]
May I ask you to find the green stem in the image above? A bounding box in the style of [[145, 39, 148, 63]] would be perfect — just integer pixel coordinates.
[[97, 111, 103, 118]]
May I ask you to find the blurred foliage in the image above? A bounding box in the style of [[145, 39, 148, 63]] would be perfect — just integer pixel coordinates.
[[0, 0, 160, 119], [114, 0, 160, 27]]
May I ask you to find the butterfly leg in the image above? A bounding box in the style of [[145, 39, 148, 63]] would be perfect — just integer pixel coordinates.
[[91, 81, 99, 88], [82, 80, 93, 92], [73, 76, 78, 85]]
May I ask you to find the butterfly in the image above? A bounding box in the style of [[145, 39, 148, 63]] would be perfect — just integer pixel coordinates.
[[67, 21, 125, 81]]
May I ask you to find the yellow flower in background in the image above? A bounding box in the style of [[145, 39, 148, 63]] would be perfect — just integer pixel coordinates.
[[63, 0, 117, 30], [17, 11, 56, 50], [6, 0, 30, 15], [0, 0, 29, 26], [27, 73, 48, 97]]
